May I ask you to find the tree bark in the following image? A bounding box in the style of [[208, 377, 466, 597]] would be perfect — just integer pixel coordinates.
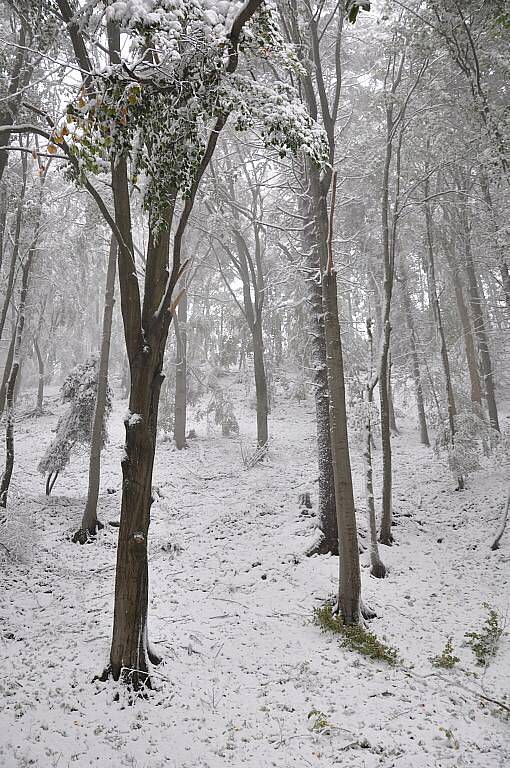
[[252, 318, 268, 448], [0, 153, 27, 343], [74, 237, 117, 543], [173, 293, 188, 449], [302, 164, 338, 556], [424, 191, 463, 489], [461, 214, 500, 432], [442, 237, 482, 407], [33, 335, 45, 413], [0, 214, 39, 505], [400, 265, 430, 446], [323, 269, 361, 623]]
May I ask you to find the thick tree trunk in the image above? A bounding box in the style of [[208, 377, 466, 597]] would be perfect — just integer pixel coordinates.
[[252, 318, 268, 448], [173, 293, 187, 450], [322, 270, 361, 623], [74, 237, 117, 543], [109, 343, 165, 687], [400, 269, 430, 446]]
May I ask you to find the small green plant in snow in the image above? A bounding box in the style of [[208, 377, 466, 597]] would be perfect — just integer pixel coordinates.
[[465, 604, 503, 666], [431, 637, 460, 669], [313, 604, 398, 665]]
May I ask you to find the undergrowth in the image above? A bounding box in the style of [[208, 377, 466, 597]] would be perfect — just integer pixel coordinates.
[[313, 604, 398, 665], [465, 604, 504, 666], [431, 637, 460, 669]]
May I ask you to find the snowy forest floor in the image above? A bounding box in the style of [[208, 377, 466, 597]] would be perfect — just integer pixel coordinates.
[[1, 373, 509, 768]]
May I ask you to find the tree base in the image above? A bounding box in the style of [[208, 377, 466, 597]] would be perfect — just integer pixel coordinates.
[[360, 600, 377, 620], [306, 534, 339, 557], [370, 561, 387, 579], [72, 520, 104, 544]]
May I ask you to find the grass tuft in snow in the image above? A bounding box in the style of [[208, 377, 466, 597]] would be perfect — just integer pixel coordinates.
[[313, 604, 398, 665], [465, 604, 504, 666], [431, 637, 460, 669]]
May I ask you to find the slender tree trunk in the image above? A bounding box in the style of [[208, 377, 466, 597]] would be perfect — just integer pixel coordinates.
[[424, 194, 463, 489], [0, 185, 7, 271], [303, 165, 338, 556], [388, 353, 399, 434], [252, 318, 268, 448], [33, 335, 45, 413], [378, 109, 395, 546], [400, 267, 430, 446], [0, 362, 19, 507], [365, 320, 386, 577], [74, 237, 117, 543], [442, 237, 483, 408], [0, 229, 37, 506], [0, 154, 27, 343], [323, 269, 361, 623], [173, 292, 187, 450], [0, 330, 16, 417], [0, 27, 32, 186], [461, 216, 500, 432]]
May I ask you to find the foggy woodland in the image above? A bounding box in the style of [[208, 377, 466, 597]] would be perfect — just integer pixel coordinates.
[[0, 1, 509, 766]]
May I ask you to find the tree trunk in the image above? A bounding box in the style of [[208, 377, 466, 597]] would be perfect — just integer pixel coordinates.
[[400, 266, 430, 446], [0, 362, 19, 507], [0, 27, 33, 186], [461, 217, 500, 432], [322, 269, 361, 623], [33, 335, 45, 413], [173, 292, 187, 450], [0, 225, 37, 505], [74, 237, 117, 543], [303, 165, 338, 556], [252, 318, 268, 448], [442, 237, 482, 408], [365, 320, 386, 577], [388, 353, 399, 434], [0, 154, 27, 343], [0, 330, 16, 418], [378, 104, 396, 546], [425, 195, 463, 490]]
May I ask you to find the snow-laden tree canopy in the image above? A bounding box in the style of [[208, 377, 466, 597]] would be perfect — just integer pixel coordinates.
[[54, 0, 328, 230]]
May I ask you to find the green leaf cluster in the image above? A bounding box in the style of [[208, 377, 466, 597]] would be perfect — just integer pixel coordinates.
[[313, 604, 398, 665]]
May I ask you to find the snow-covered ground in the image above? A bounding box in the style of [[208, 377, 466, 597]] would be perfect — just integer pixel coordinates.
[[1, 378, 509, 767]]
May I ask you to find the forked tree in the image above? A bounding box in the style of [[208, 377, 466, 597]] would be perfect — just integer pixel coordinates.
[[53, 0, 326, 688]]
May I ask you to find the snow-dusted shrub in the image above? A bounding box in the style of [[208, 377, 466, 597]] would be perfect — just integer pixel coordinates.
[[196, 387, 239, 437], [0, 516, 34, 563], [37, 357, 112, 485], [434, 410, 499, 479], [348, 398, 380, 446]]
